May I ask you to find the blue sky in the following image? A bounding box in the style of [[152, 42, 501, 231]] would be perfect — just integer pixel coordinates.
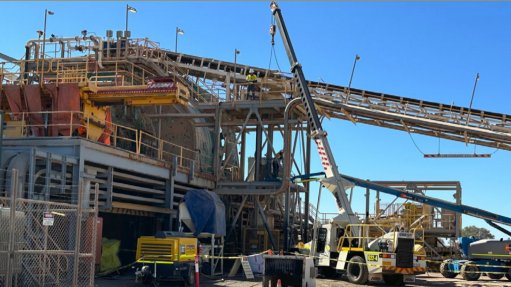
[[2, 2, 511, 238]]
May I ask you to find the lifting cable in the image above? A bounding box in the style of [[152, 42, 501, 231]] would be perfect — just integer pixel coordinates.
[[268, 14, 282, 72], [407, 131, 425, 155], [408, 130, 499, 158]]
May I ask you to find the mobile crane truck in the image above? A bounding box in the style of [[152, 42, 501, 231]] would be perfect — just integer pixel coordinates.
[[339, 175, 511, 283], [265, 2, 426, 286]]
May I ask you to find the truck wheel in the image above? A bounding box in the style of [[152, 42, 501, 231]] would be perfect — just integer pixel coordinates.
[[461, 261, 481, 281], [383, 274, 404, 286], [346, 256, 368, 284], [142, 274, 153, 285], [487, 273, 504, 280], [184, 267, 195, 286], [440, 262, 457, 278]]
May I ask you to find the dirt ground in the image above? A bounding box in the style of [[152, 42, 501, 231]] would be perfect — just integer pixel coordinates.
[[95, 272, 511, 287]]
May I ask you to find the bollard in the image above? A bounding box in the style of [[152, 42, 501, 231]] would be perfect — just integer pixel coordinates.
[[195, 254, 200, 287]]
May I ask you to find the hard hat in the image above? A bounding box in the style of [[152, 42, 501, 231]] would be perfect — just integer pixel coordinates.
[[249, 68, 254, 73]]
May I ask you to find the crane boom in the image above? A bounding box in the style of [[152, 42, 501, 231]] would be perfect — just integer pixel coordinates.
[[342, 175, 511, 232], [271, 2, 358, 224]]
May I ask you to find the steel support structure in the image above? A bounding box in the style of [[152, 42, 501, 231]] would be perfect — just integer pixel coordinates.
[[207, 98, 311, 252]]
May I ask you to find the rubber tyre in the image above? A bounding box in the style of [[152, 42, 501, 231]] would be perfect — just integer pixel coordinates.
[[461, 262, 481, 281], [488, 273, 504, 280], [141, 274, 153, 285], [346, 255, 368, 285], [184, 266, 195, 286], [383, 274, 404, 286], [440, 262, 457, 279], [506, 272, 511, 281]]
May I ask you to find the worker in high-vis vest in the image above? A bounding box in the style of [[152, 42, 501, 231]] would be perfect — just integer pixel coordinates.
[[246, 69, 257, 100]]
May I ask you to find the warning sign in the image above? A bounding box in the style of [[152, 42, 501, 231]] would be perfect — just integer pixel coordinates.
[[43, 212, 54, 226]]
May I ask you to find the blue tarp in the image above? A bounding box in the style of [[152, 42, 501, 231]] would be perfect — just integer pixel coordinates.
[[183, 189, 226, 236]]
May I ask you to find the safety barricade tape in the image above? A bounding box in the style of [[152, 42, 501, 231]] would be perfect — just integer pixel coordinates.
[[131, 249, 511, 277], [202, 251, 423, 272], [201, 249, 271, 260]]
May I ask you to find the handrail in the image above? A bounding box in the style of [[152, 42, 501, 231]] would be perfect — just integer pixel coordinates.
[[337, 224, 387, 251], [3, 110, 211, 174]]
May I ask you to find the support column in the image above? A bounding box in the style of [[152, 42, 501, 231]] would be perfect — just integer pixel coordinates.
[[255, 124, 263, 181], [256, 199, 276, 250], [60, 156, 67, 195], [239, 131, 246, 180], [165, 166, 175, 231], [45, 152, 52, 201], [284, 185, 290, 251], [74, 145, 85, 205], [213, 106, 222, 181], [365, 186, 370, 223], [283, 123, 291, 249], [304, 123, 311, 241], [455, 184, 462, 238], [376, 191, 380, 217], [225, 73, 231, 101], [105, 166, 113, 209], [28, 148, 36, 199], [226, 195, 248, 239], [6, 169, 18, 287], [265, 125, 274, 179]]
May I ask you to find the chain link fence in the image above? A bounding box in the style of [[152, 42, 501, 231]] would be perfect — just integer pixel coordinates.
[[0, 169, 98, 287]]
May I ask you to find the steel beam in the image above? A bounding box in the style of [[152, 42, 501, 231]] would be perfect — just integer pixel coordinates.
[[256, 199, 277, 250]]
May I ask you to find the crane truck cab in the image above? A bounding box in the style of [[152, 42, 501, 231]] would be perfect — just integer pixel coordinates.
[[314, 223, 426, 285]]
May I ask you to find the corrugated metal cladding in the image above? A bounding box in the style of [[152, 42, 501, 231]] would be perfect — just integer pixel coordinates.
[[3, 83, 81, 136]]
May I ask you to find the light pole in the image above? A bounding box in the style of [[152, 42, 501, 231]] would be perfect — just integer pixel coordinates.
[[125, 5, 137, 34], [40, 9, 54, 84], [346, 54, 360, 103], [175, 27, 184, 53], [233, 49, 240, 100], [466, 73, 480, 125], [468, 73, 480, 110]]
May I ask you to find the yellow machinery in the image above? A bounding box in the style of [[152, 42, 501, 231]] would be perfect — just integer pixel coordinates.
[[334, 224, 426, 285], [313, 223, 426, 285], [84, 80, 189, 106], [135, 232, 197, 285]]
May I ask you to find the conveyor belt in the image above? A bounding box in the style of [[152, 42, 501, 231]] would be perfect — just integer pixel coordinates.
[[158, 50, 511, 151], [343, 174, 511, 232]]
